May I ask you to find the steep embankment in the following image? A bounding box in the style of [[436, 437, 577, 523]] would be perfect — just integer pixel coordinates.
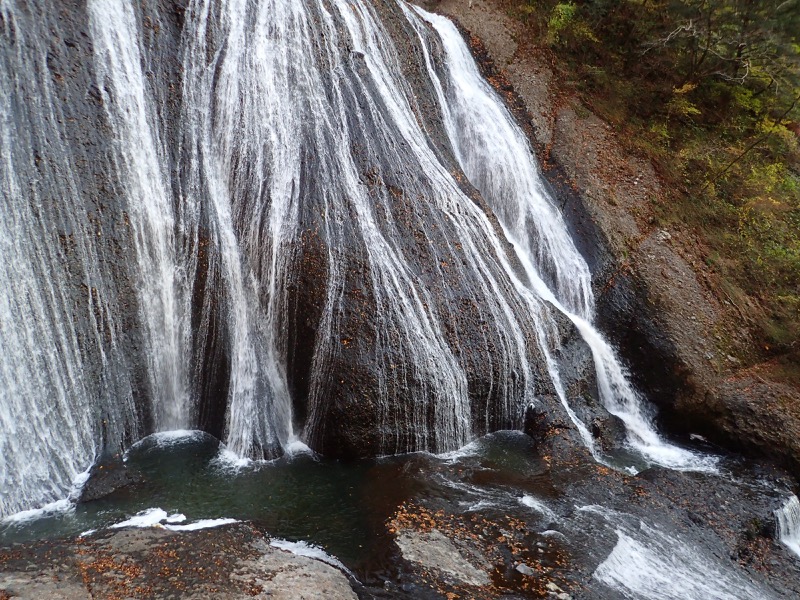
[[427, 0, 800, 471]]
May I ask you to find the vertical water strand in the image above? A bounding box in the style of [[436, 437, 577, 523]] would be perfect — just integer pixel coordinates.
[[320, 0, 569, 450], [324, 0, 472, 451], [408, 4, 716, 471], [401, 2, 597, 452], [89, 0, 187, 430], [402, 5, 592, 318], [0, 73, 94, 513], [775, 495, 800, 558], [179, 0, 295, 457], [194, 0, 542, 454], [0, 0, 140, 516]]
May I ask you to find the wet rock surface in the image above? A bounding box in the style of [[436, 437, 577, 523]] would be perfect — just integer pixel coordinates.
[[395, 528, 491, 587], [368, 435, 799, 599], [702, 372, 800, 471], [3, 430, 800, 599], [78, 454, 144, 504], [0, 524, 357, 600]]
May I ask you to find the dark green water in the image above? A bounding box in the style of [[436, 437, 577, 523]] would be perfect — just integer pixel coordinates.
[[0, 431, 556, 575]]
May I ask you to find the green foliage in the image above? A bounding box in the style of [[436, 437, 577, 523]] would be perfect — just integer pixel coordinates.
[[542, 2, 599, 46], [667, 83, 702, 119], [547, 3, 576, 43], [514, 0, 800, 359]]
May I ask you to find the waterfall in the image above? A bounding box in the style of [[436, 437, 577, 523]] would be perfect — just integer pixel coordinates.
[[584, 506, 777, 600], [1, 0, 714, 517], [775, 495, 800, 558], [0, 0, 143, 516], [405, 5, 716, 472], [89, 0, 188, 429]]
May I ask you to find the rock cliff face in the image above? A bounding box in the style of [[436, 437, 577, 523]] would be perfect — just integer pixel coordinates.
[[429, 0, 800, 471]]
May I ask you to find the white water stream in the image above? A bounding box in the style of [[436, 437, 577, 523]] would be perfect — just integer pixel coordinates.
[[0, 0, 142, 516], [583, 505, 777, 600], [775, 495, 800, 558], [89, 0, 189, 429]]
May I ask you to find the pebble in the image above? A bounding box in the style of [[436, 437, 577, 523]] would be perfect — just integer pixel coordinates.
[[515, 563, 535, 576]]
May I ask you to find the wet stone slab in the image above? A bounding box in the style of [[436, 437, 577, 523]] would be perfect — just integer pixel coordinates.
[[0, 523, 357, 600]]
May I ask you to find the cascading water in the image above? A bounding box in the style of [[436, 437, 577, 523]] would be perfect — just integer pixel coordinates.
[[581, 505, 777, 600], [405, 5, 716, 471], [775, 495, 800, 558], [0, 0, 144, 516], [89, 0, 188, 430], [1, 0, 714, 519]]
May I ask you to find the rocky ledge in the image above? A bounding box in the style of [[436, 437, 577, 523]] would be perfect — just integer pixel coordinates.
[[0, 524, 358, 600]]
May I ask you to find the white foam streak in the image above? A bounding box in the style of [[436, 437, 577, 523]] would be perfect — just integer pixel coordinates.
[[583, 505, 776, 600], [110, 508, 174, 529], [285, 438, 316, 457], [128, 430, 209, 452], [520, 495, 557, 521], [596, 527, 769, 600], [270, 538, 353, 576], [166, 518, 238, 531], [1, 499, 74, 525], [109, 508, 237, 532]]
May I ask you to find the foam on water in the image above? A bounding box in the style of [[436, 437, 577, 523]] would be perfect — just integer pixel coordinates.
[[211, 447, 254, 472], [270, 538, 353, 576], [1, 499, 74, 525], [462, 499, 500, 512], [520, 495, 558, 521], [434, 439, 482, 462], [541, 530, 568, 541], [127, 430, 209, 452], [582, 505, 776, 599], [285, 439, 315, 458], [165, 518, 239, 531], [1, 465, 92, 525], [108, 508, 237, 532], [110, 508, 176, 529]]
